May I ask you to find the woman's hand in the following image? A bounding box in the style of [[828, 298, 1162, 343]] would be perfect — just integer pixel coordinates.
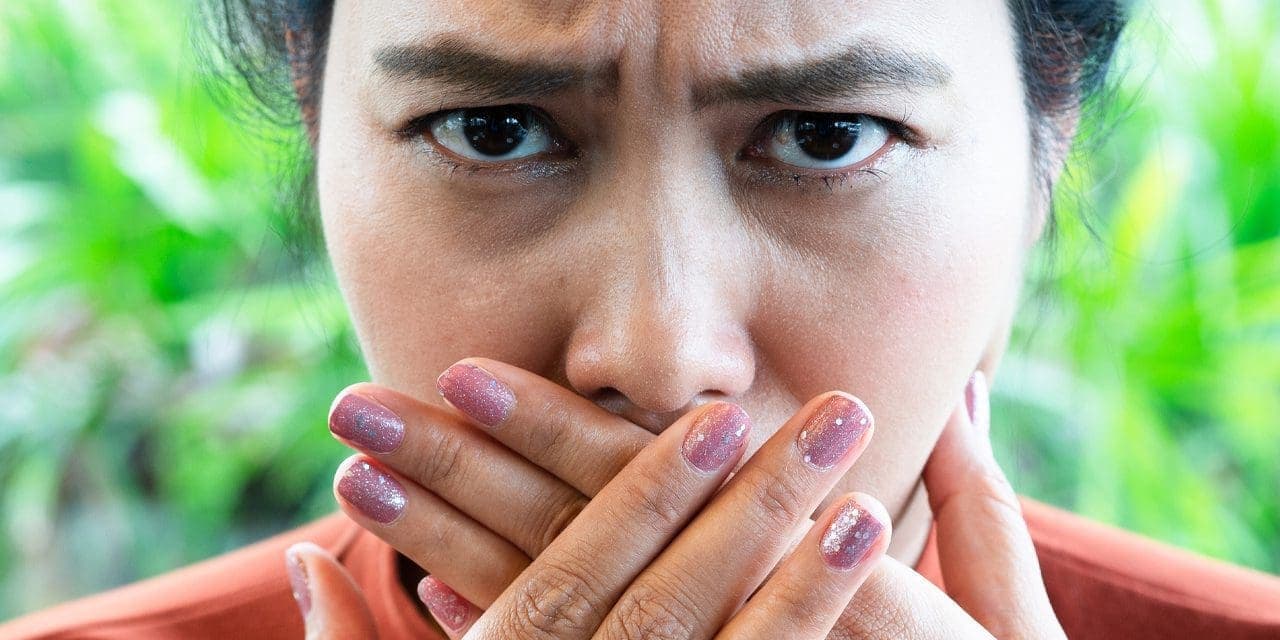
[[307, 360, 1066, 638]]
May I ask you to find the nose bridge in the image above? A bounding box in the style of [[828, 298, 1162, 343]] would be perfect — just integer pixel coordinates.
[[563, 140, 755, 413]]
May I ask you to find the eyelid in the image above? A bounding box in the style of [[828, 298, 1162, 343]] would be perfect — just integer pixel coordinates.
[[732, 110, 908, 189]]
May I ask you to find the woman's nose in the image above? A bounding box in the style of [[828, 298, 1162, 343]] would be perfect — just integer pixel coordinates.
[[563, 295, 756, 431], [561, 153, 756, 432]]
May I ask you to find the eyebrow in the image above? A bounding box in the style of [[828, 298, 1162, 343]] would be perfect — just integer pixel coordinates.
[[373, 38, 951, 108], [690, 45, 953, 110], [373, 37, 619, 101]]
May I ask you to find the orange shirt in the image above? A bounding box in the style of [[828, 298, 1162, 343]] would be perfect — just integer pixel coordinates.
[[3, 497, 1279, 638]]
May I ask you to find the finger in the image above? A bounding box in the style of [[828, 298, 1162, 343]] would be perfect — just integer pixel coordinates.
[[333, 454, 529, 607], [469, 401, 752, 638], [717, 493, 891, 639], [922, 370, 1063, 639], [285, 541, 379, 640], [436, 358, 653, 494], [599, 392, 875, 639], [330, 383, 588, 558], [418, 576, 481, 639]]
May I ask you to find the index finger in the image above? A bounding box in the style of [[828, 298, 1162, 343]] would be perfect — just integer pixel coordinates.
[[435, 357, 654, 495]]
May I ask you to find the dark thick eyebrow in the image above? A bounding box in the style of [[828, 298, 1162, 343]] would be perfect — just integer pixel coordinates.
[[373, 37, 619, 101], [690, 44, 952, 110]]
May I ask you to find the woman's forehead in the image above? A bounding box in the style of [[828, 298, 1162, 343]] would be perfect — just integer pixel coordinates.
[[333, 0, 1013, 86]]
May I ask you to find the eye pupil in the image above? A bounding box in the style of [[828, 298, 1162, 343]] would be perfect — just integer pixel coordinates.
[[793, 113, 862, 161], [462, 107, 529, 156]]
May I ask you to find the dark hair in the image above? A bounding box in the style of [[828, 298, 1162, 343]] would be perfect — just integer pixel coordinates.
[[197, 0, 1128, 259]]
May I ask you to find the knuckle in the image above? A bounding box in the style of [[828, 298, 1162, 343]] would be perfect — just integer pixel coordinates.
[[416, 429, 468, 488], [526, 402, 572, 462], [503, 562, 601, 638], [746, 469, 810, 527], [764, 579, 829, 634], [605, 577, 700, 640], [532, 491, 587, 553], [968, 467, 1024, 522], [614, 469, 687, 533]]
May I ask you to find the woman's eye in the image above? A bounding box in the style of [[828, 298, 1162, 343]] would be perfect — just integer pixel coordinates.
[[427, 105, 555, 162], [763, 112, 892, 170]]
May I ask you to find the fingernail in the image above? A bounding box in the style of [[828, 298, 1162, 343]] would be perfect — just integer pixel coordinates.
[[436, 362, 516, 427], [418, 576, 472, 633], [337, 458, 407, 524], [820, 498, 885, 570], [965, 370, 989, 434], [284, 544, 312, 618], [796, 394, 873, 470], [329, 391, 405, 454], [682, 402, 752, 473]]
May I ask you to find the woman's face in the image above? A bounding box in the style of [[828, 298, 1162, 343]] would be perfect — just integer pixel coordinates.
[[316, 0, 1041, 538]]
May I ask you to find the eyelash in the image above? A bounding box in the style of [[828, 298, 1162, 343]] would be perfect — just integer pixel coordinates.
[[395, 107, 913, 187]]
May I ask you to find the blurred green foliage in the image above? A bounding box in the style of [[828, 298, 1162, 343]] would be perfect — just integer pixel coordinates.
[[1, 0, 1277, 620]]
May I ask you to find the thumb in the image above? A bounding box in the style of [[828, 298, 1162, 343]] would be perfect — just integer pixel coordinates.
[[921, 370, 1063, 639], [286, 541, 380, 639]]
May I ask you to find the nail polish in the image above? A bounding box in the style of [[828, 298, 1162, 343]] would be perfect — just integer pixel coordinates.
[[284, 544, 312, 618], [820, 498, 884, 570], [965, 370, 989, 434], [682, 403, 751, 473], [329, 392, 405, 454], [436, 363, 516, 427], [418, 576, 472, 633], [337, 459, 407, 524], [796, 394, 873, 470]]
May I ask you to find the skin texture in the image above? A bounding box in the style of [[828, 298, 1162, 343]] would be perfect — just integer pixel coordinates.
[[317, 0, 1042, 575]]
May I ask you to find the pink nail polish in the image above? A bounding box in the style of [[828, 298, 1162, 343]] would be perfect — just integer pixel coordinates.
[[329, 392, 405, 454], [796, 394, 872, 470], [436, 363, 516, 427], [418, 576, 472, 633], [820, 498, 884, 570], [965, 370, 989, 434], [284, 544, 311, 618], [682, 402, 751, 473], [337, 458, 407, 524]]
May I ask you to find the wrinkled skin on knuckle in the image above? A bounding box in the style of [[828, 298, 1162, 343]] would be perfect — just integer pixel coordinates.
[[416, 429, 468, 488], [756, 577, 836, 637], [526, 404, 572, 464], [500, 562, 602, 638], [604, 577, 700, 640], [613, 467, 688, 535], [744, 467, 811, 531], [533, 491, 587, 553], [931, 464, 1024, 533]]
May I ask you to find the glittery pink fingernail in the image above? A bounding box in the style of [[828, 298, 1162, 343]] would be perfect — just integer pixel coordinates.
[[329, 392, 405, 454], [337, 458, 407, 524], [682, 402, 751, 473], [796, 394, 872, 470], [965, 370, 989, 434], [418, 576, 472, 633], [436, 363, 516, 427], [820, 498, 885, 570], [284, 544, 311, 618]]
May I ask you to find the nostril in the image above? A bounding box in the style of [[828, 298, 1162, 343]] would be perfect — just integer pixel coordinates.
[[589, 386, 629, 414]]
